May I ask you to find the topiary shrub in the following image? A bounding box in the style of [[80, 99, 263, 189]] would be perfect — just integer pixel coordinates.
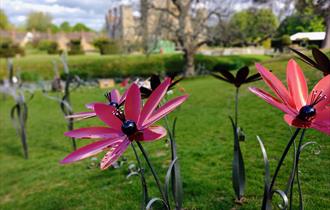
[[0, 39, 25, 58], [281, 35, 292, 46], [68, 39, 84, 55], [307, 44, 318, 50], [93, 37, 120, 55], [38, 40, 59, 54]]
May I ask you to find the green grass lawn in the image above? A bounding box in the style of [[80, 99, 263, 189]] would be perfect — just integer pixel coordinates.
[[0, 58, 329, 210]]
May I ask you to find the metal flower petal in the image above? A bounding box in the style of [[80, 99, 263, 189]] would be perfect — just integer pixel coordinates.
[[250, 60, 330, 135], [61, 79, 188, 168]]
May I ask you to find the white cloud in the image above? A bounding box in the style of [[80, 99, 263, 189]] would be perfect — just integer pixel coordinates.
[[0, 0, 115, 30], [16, 15, 26, 22]]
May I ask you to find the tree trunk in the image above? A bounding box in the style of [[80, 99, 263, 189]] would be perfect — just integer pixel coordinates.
[[322, 15, 330, 49], [183, 50, 195, 77]]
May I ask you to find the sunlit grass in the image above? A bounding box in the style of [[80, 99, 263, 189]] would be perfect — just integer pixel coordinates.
[[0, 58, 329, 209]]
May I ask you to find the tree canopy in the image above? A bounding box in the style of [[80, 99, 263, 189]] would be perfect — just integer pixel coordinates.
[[0, 9, 10, 29], [229, 8, 278, 45], [72, 23, 92, 32], [59, 22, 92, 32], [276, 13, 325, 36], [26, 12, 53, 32]]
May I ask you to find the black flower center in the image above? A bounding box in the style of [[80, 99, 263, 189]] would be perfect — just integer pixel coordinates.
[[121, 120, 137, 136], [109, 102, 119, 108], [297, 105, 316, 121]]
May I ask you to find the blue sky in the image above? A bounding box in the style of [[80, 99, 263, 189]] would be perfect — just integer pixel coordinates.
[[1, 0, 135, 30], [1, 0, 287, 31]]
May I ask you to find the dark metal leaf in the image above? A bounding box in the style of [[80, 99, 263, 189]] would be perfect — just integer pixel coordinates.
[[273, 190, 289, 209], [257, 136, 271, 210], [150, 74, 161, 91], [170, 118, 183, 210], [126, 171, 139, 179], [290, 47, 318, 67], [229, 116, 245, 199], [235, 66, 249, 87], [169, 77, 183, 90], [146, 197, 168, 210], [140, 87, 152, 98], [312, 48, 330, 75], [211, 73, 231, 84], [245, 73, 262, 83], [299, 141, 321, 155], [164, 157, 178, 205], [219, 69, 235, 83]]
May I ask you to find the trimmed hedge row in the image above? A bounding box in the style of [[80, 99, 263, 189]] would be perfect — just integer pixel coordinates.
[[0, 54, 269, 81]]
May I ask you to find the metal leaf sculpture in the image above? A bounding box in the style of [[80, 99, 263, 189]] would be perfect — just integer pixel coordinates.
[[290, 47, 330, 76], [41, 54, 82, 150], [141, 75, 184, 209], [212, 66, 262, 203], [0, 59, 34, 159]]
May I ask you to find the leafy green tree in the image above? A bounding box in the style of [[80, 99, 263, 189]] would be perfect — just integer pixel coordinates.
[[295, 0, 330, 48], [72, 23, 92, 32], [254, 0, 329, 48], [277, 14, 325, 36], [0, 9, 10, 29], [229, 8, 278, 45], [60, 21, 71, 32], [50, 24, 60, 33], [26, 12, 53, 32]]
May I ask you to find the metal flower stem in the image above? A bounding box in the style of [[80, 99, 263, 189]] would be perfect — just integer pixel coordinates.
[[231, 87, 245, 201], [235, 88, 239, 126], [6, 59, 32, 159], [59, 55, 80, 151], [287, 129, 306, 210], [62, 74, 76, 151], [268, 128, 301, 193], [11, 96, 29, 159], [261, 128, 301, 210], [136, 141, 170, 209], [131, 142, 149, 210], [163, 115, 183, 210]]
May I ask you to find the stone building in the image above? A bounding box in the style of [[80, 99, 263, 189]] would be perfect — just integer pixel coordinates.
[[105, 0, 208, 48], [0, 29, 98, 52]]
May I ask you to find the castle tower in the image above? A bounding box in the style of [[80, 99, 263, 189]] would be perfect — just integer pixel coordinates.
[[119, 5, 136, 42]]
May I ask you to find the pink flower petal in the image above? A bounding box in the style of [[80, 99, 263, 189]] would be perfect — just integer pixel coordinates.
[[85, 102, 99, 110], [309, 75, 330, 111], [286, 59, 308, 110], [138, 78, 171, 127], [310, 123, 330, 136], [255, 63, 295, 109], [64, 127, 122, 139], [94, 104, 122, 130], [119, 88, 129, 104], [142, 95, 188, 128], [283, 114, 311, 128], [137, 126, 167, 141], [66, 111, 96, 120], [100, 138, 130, 170], [125, 83, 141, 123], [314, 107, 330, 126], [60, 137, 125, 164], [249, 87, 296, 116], [110, 89, 120, 103]]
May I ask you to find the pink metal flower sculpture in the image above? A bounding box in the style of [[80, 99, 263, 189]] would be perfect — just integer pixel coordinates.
[[67, 89, 128, 121], [61, 78, 188, 170], [249, 59, 330, 135], [250, 59, 329, 209]]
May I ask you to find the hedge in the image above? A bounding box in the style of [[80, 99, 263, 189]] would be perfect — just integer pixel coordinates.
[[0, 54, 269, 81]]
